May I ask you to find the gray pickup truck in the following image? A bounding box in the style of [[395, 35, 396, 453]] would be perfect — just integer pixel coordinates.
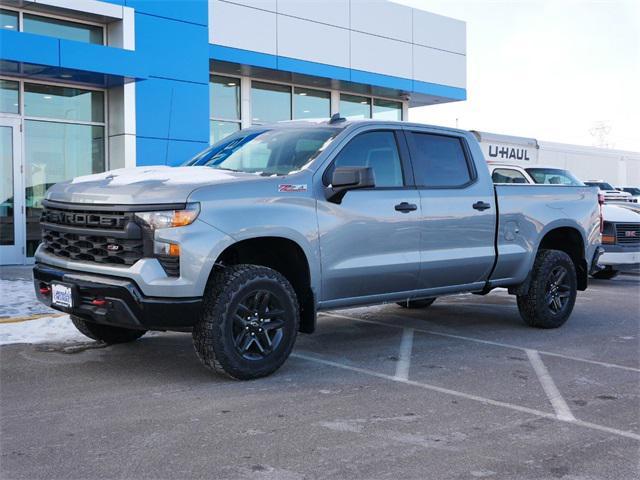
[[34, 118, 603, 379]]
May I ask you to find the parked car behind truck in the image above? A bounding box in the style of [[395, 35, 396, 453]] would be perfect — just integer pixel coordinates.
[[34, 119, 602, 379]]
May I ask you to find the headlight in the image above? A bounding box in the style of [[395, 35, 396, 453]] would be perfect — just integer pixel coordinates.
[[135, 203, 200, 230]]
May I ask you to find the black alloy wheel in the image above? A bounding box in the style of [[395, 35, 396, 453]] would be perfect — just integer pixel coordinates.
[[233, 290, 285, 360], [545, 265, 571, 315]]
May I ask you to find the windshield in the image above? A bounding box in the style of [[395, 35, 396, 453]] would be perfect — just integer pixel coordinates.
[[622, 187, 640, 195], [525, 168, 583, 186], [183, 127, 341, 175], [584, 181, 615, 190]]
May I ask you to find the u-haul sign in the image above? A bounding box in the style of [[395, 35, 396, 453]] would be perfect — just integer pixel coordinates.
[[477, 141, 538, 164]]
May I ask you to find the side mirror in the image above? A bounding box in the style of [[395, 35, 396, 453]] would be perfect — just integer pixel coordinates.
[[325, 167, 375, 204]]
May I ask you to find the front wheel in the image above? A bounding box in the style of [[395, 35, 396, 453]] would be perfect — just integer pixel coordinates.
[[517, 249, 577, 329], [70, 316, 146, 344], [192, 265, 299, 380]]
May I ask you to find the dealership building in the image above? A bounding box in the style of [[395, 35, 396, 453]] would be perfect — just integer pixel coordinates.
[[0, 0, 467, 265]]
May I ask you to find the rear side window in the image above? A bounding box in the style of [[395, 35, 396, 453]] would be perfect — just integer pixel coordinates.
[[409, 133, 473, 187], [492, 168, 529, 184], [328, 131, 403, 187]]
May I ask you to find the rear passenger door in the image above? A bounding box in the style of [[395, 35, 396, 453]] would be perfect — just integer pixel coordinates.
[[405, 130, 497, 290], [317, 128, 421, 303]]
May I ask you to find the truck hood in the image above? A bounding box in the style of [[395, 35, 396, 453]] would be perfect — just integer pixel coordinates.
[[45, 166, 255, 205], [602, 204, 640, 222]]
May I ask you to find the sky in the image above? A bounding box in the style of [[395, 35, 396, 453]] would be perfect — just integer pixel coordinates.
[[395, 0, 640, 151]]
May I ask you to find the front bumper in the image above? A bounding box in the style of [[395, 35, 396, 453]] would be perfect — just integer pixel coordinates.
[[598, 244, 640, 267], [34, 263, 202, 331]]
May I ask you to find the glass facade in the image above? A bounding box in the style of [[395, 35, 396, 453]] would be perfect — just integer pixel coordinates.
[[0, 79, 19, 114], [0, 126, 14, 246], [373, 99, 402, 121], [252, 81, 291, 124], [294, 87, 330, 119], [340, 94, 371, 119], [23, 13, 103, 44], [209, 75, 241, 144], [0, 8, 18, 31], [24, 83, 104, 122]]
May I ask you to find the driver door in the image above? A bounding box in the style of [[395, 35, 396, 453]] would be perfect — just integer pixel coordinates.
[[316, 128, 421, 304]]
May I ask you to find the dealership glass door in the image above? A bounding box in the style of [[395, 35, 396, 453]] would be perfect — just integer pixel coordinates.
[[0, 117, 24, 265]]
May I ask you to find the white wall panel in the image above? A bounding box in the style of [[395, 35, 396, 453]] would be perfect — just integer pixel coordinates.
[[210, 0, 276, 54], [351, 31, 412, 79], [413, 9, 466, 54], [278, 0, 349, 29], [413, 45, 466, 88], [350, 0, 412, 43], [278, 16, 350, 67]]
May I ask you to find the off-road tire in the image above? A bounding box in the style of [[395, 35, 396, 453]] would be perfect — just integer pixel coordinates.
[[517, 249, 577, 329], [192, 264, 299, 380], [397, 298, 436, 309], [591, 267, 619, 280], [70, 315, 146, 344]]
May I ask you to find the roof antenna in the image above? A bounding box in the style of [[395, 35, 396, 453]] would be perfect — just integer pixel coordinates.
[[329, 112, 346, 124]]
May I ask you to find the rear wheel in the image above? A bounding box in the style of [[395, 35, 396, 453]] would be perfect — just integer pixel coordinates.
[[397, 298, 436, 309], [591, 267, 619, 280], [517, 249, 577, 329], [192, 265, 299, 380], [70, 316, 146, 344]]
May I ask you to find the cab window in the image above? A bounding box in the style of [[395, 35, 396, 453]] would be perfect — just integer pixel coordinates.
[[326, 131, 404, 187]]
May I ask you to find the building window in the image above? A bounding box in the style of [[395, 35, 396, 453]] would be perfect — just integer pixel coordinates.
[[294, 87, 330, 120], [373, 99, 402, 121], [252, 81, 291, 125], [0, 8, 18, 31], [0, 8, 104, 44], [0, 79, 19, 114], [22, 82, 106, 256], [23, 13, 103, 44], [209, 75, 240, 144], [340, 94, 371, 119]]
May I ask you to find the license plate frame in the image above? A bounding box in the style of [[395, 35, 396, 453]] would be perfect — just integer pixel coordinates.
[[51, 282, 75, 309]]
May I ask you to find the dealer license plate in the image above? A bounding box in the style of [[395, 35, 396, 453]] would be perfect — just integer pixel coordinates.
[[51, 282, 73, 308]]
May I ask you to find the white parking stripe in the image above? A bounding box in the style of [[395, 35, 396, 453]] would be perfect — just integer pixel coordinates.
[[395, 328, 414, 380], [321, 312, 640, 373], [292, 352, 640, 441], [526, 349, 576, 421]]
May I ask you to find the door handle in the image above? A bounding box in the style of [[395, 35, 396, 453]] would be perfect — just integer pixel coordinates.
[[395, 202, 418, 213], [472, 201, 491, 211]]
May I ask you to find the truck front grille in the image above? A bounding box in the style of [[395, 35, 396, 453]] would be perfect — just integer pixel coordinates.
[[40, 203, 145, 267], [615, 223, 640, 245], [42, 229, 144, 265]]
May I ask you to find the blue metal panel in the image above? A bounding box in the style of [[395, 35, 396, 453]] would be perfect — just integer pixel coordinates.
[[351, 69, 412, 92], [135, 12, 208, 84], [0, 30, 60, 67], [135, 137, 168, 166], [136, 77, 209, 143], [278, 56, 351, 83], [125, 0, 208, 26], [166, 139, 209, 166], [412, 80, 466, 101], [59, 40, 147, 79], [209, 44, 277, 70]]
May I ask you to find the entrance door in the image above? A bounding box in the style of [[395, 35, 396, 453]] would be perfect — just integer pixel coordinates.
[[0, 117, 24, 265]]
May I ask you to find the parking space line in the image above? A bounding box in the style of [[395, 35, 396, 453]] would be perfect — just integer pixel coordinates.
[[394, 328, 414, 380], [292, 352, 640, 441], [0, 313, 66, 324], [321, 312, 640, 373], [525, 349, 575, 421]]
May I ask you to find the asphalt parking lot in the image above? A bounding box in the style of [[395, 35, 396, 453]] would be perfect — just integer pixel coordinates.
[[1, 273, 639, 480]]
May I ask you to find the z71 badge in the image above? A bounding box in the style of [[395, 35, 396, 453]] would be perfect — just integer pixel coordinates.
[[278, 184, 307, 193]]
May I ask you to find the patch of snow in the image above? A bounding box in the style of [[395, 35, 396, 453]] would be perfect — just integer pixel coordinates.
[[0, 314, 86, 345], [0, 279, 55, 318]]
